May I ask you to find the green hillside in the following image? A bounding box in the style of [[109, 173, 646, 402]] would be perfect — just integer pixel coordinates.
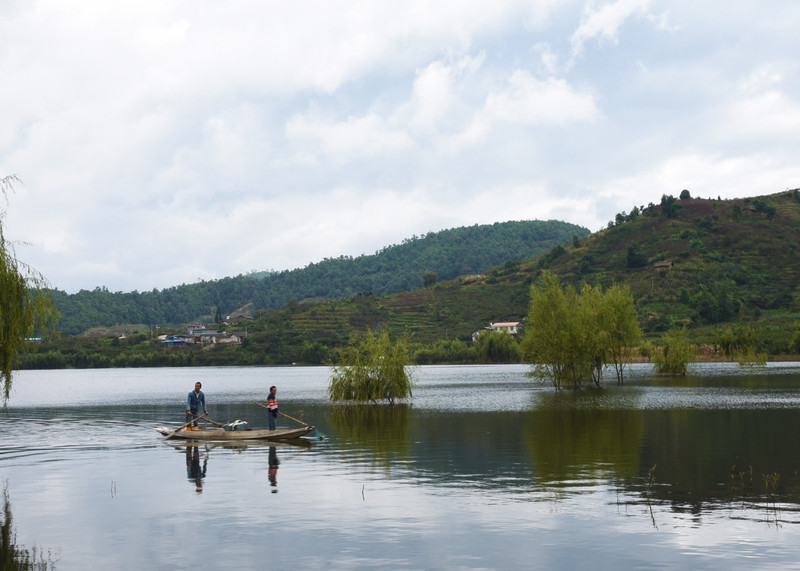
[[48, 219, 588, 335], [539, 190, 800, 350], [233, 189, 800, 358], [21, 189, 800, 369]]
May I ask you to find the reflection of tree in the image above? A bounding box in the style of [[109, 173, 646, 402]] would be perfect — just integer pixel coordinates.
[[327, 404, 412, 470], [1, 482, 56, 570], [638, 409, 800, 510], [524, 393, 646, 483], [524, 399, 800, 520]]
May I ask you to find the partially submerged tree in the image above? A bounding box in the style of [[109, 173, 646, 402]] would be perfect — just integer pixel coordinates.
[[602, 283, 642, 384], [1, 175, 57, 402], [522, 271, 574, 390], [522, 272, 641, 390], [328, 329, 414, 404], [652, 327, 696, 375], [718, 325, 765, 365]]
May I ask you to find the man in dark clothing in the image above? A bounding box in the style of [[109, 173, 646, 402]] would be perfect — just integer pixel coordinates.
[[267, 385, 279, 430], [186, 382, 208, 430]]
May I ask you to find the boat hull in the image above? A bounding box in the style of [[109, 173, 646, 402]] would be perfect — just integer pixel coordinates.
[[157, 425, 314, 441]]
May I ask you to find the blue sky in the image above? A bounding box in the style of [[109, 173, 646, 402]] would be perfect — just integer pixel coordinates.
[[1, 0, 798, 293]]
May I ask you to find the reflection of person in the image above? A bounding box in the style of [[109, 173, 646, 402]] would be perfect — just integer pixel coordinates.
[[268, 446, 279, 493], [185, 445, 208, 492], [186, 382, 208, 430], [267, 385, 279, 430]]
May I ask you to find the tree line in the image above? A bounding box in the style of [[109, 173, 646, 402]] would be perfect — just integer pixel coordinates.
[[49, 219, 589, 335]]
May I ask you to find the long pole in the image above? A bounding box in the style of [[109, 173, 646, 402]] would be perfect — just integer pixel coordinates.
[[251, 400, 309, 426]]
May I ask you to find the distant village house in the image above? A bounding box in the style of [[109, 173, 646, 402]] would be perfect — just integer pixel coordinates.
[[472, 321, 522, 342]]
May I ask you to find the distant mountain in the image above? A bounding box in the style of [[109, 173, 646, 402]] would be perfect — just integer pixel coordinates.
[[25, 190, 800, 369], [230, 189, 800, 358], [49, 219, 589, 335]]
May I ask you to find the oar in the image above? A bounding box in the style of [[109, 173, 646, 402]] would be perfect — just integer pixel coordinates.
[[279, 411, 310, 427], [252, 400, 310, 425], [162, 414, 208, 440], [251, 401, 326, 439]]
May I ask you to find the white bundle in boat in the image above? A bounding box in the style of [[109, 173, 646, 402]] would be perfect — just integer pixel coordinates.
[[224, 419, 248, 431]]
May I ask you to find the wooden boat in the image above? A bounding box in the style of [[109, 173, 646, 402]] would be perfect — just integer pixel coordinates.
[[157, 425, 315, 441]]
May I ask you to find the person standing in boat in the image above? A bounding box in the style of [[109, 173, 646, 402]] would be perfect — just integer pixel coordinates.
[[186, 382, 208, 430], [267, 385, 279, 430]]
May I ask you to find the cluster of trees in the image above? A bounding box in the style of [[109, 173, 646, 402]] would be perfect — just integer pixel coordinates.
[[607, 191, 693, 229], [412, 339, 478, 364], [49, 219, 589, 335], [522, 272, 641, 390], [719, 326, 767, 365]]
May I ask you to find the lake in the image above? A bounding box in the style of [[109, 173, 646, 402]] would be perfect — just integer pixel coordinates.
[[2, 363, 800, 570]]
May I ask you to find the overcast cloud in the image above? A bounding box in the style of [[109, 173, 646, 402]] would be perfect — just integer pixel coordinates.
[[1, 0, 798, 293]]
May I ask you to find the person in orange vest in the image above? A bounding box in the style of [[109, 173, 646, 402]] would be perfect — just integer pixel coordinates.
[[267, 385, 279, 430]]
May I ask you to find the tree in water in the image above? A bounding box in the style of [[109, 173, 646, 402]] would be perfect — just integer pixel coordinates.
[[328, 329, 414, 404], [1, 176, 57, 402], [653, 326, 696, 375], [602, 283, 642, 384], [522, 272, 641, 390]]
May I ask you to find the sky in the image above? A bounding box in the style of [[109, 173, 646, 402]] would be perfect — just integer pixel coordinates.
[[1, 0, 799, 294]]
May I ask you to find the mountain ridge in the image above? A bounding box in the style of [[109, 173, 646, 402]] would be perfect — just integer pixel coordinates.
[[48, 219, 589, 335]]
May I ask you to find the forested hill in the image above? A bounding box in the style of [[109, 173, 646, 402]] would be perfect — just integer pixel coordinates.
[[49, 219, 589, 335], [517, 189, 800, 350]]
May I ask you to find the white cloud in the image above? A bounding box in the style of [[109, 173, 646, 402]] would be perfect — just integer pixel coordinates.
[[599, 152, 800, 210], [455, 70, 598, 147], [725, 90, 800, 140], [485, 71, 598, 124], [570, 0, 653, 58], [534, 42, 560, 75], [285, 113, 414, 164], [2, 1, 800, 292]]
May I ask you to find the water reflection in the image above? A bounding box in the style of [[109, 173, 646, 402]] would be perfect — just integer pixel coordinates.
[[523, 392, 800, 525], [1, 483, 57, 570], [524, 396, 646, 483], [268, 447, 279, 493], [184, 445, 208, 492], [5, 365, 800, 568], [326, 404, 412, 469]]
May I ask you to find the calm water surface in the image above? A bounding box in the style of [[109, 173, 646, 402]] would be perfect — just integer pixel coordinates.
[[2, 363, 800, 570]]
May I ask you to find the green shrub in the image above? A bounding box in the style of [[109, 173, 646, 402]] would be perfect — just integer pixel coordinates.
[[653, 327, 696, 375]]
